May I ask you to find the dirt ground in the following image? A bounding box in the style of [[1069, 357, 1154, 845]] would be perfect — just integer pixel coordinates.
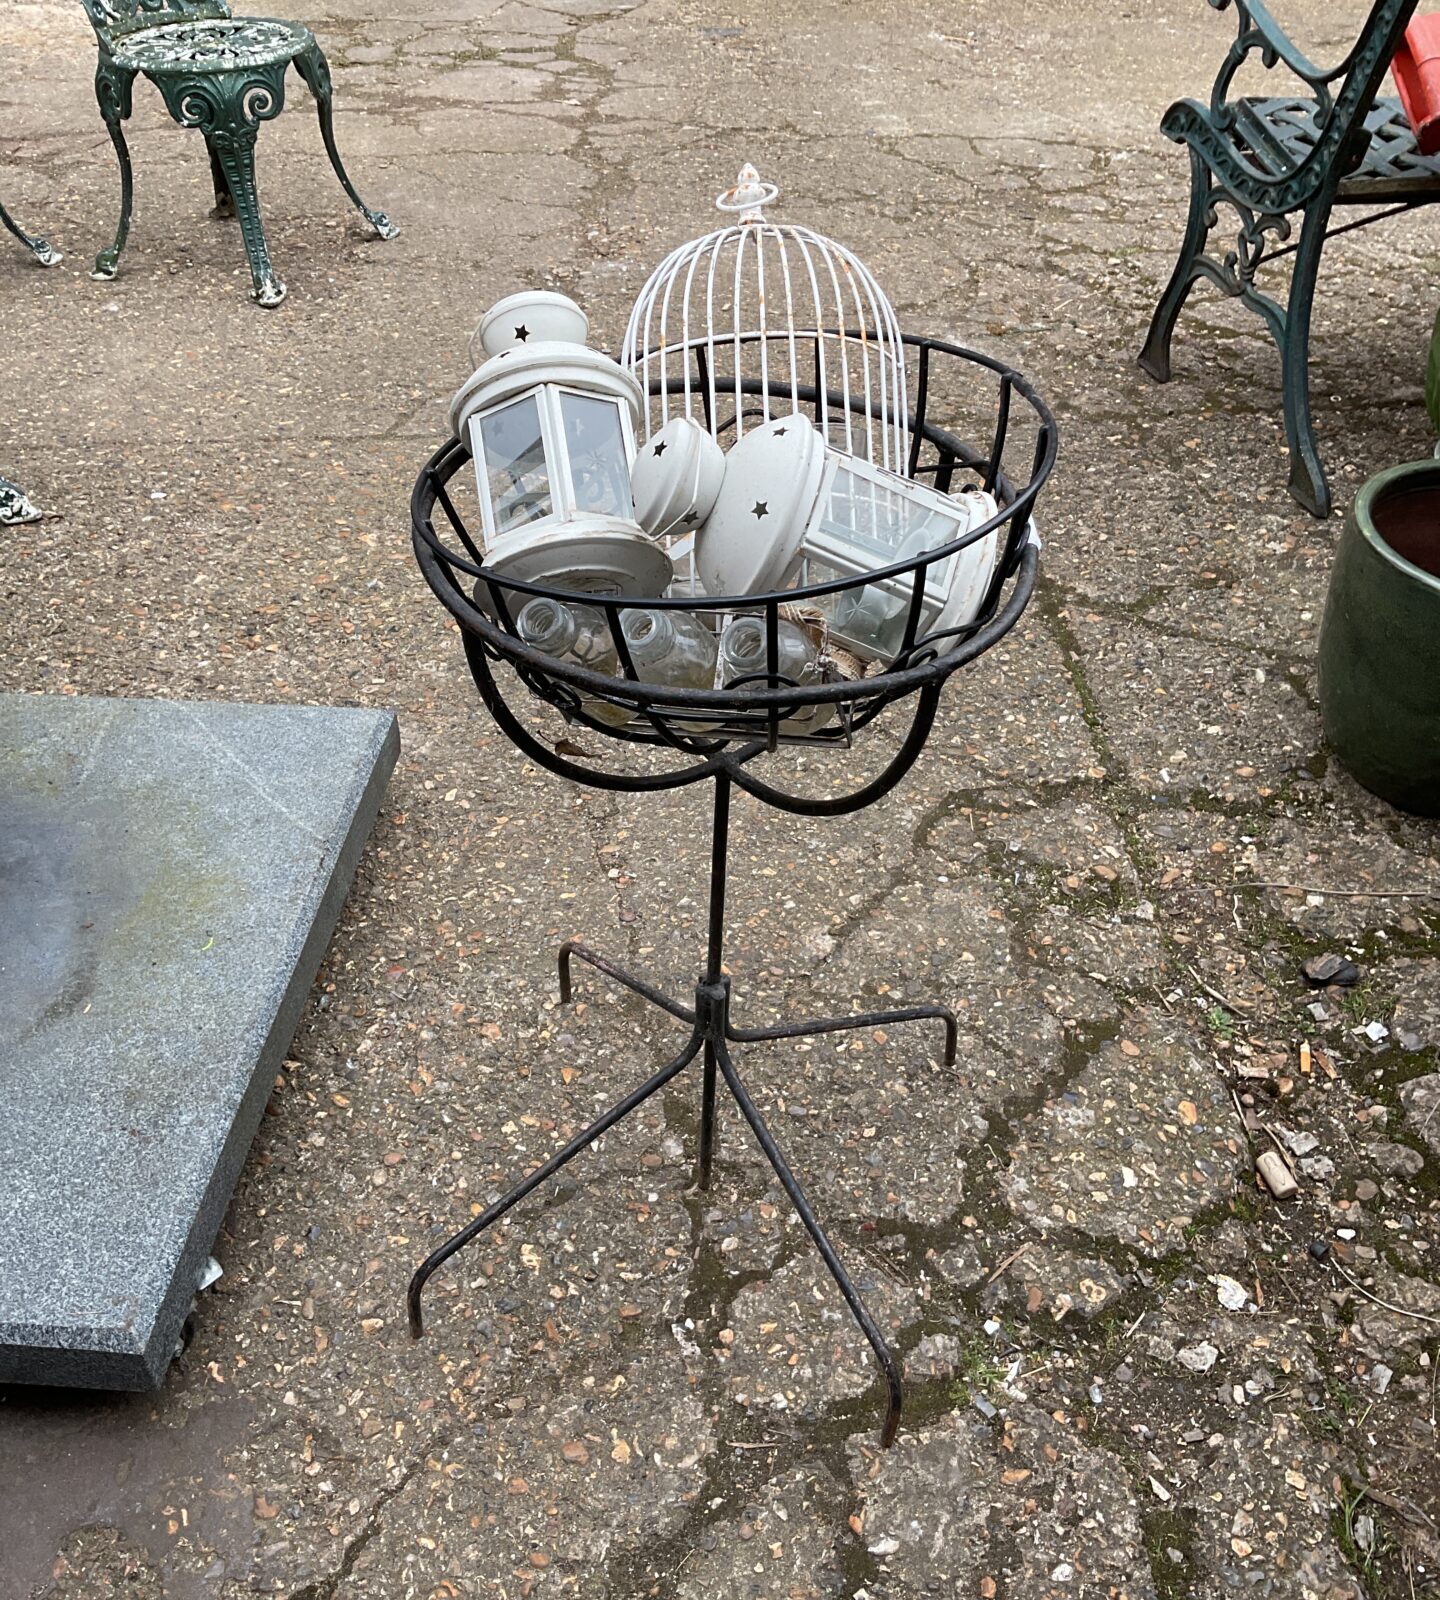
[[2, 0, 1438, 1595]]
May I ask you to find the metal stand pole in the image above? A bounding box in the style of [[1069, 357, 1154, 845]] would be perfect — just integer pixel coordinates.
[[407, 770, 961, 1447], [696, 772, 730, 1191]]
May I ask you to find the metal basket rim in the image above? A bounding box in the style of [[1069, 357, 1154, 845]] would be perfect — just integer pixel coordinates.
[[411, 332, 1055, 718]]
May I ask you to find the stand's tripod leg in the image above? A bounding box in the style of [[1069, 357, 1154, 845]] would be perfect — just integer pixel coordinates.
[[728, 1003, 958, 1067], [408, 1030, 703, 1335], [713, 1039, 903, 1448], [558, 939, 695, 1024]]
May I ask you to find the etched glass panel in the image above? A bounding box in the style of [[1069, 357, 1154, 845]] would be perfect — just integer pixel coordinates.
[[560, 392, 631, 519], [476, 395, 552, 533], [817, 461, 959, 578]]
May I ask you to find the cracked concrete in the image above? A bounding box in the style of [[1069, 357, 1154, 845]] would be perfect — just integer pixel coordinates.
[[3, 0, 1440, 1596]]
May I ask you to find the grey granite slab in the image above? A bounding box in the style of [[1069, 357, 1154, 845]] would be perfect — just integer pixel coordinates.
[[0, 693, 399, 1389]]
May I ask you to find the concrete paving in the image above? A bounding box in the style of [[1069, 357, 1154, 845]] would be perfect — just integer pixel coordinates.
[[2, 0, 1438, 1595]]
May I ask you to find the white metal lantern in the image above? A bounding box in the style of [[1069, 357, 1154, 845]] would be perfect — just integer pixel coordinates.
[[622, 164, 911, 476], [449, 292, 672, 599], [696, 415, 1001, 662]]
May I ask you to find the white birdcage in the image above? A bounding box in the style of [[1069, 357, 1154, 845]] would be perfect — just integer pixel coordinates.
[[622, 164, 911, 477]]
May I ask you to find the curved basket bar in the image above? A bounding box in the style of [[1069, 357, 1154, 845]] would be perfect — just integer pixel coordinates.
[[411, 334, 1056, 805]]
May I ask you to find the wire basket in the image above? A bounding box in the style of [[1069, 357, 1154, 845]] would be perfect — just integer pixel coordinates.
[[411, 333, 1056, 765]]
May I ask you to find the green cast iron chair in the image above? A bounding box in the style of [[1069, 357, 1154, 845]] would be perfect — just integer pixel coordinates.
[[79, 0, 398, 307], [0, 475, 44, 524]]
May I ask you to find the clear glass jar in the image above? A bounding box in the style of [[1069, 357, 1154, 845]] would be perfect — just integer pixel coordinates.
[[516, 596, 630, 727], [719, 615, 833, 734], [619, 607, 718, 731]]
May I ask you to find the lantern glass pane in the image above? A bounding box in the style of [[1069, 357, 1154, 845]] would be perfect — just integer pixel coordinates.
[[802, 556, 913, 662], [816, 461, 960, 575], [560, 392, 632, 520], [478, 394, 553, 532]]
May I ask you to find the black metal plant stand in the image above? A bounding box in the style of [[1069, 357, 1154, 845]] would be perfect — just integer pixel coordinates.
[[406, 334, 1056, 1447]]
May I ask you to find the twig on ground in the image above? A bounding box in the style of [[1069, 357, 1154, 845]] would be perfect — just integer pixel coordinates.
[[1183, 962, 1251, 1018], [1329, 1258, 1440, 1328], [985, 1244, 1030, 1285], [1364, 1483, 1438, 1530]]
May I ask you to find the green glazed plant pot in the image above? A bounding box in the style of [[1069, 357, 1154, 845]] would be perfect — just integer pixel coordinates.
[[1318, 460, 1440, 816]]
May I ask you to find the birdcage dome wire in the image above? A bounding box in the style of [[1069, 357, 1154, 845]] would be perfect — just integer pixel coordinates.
[[622, 164, 911, 476]]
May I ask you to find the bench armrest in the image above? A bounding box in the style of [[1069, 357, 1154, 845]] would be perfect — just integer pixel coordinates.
[[1205, 0, 1397, 135], [1208, 0, 1337, 93]]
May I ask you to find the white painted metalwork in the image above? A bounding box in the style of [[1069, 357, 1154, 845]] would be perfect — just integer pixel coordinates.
[[622, 163, 910, 477]]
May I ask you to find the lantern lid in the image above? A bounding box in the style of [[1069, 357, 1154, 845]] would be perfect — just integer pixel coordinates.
[[451, 291, 646, 444], [484, 520, 674, 601], [449, 336, 645, 440], [928, 490, 1003, 635], [695, 414, 824, 597], [631, 417, 726, 542], [475, 290, 588, 360]]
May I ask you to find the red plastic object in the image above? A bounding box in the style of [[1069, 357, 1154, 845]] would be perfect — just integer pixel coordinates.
[[1394, 13, 1440, 156]]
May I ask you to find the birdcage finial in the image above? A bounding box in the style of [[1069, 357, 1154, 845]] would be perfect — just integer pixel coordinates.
[[716, 162, 777, 225]]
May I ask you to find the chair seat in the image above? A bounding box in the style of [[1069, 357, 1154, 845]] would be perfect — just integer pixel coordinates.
[[1233, 94, 1440, 203], [110, 17, 312, 76]]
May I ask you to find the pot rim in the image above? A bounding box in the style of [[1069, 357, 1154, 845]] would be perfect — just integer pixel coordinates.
[[1353, 459, 1440, 597]]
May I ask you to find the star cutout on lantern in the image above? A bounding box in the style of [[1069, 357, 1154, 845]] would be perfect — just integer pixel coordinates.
[[752, 501, 769, 518], [653, 441, 668, 457], [682, 510, 699, 525], [773, 426, 788, 436], [514, 324, 530, 342]]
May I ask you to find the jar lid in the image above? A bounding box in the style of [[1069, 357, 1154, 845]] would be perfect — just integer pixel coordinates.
[[631, 417, 727, 541], [695, 415, 824, 597]]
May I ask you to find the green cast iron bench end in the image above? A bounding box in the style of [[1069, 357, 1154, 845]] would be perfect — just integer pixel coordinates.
[[1139, 0, 1439, 516]]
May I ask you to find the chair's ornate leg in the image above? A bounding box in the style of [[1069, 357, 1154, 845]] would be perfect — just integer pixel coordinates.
[[211, 125, 284, 306], [0, 198, 62, 267], [0, 475, 43, 526], [1138, 147, 1214, 383], [205, 137, 235, 218], [1279, 192, 1336, 518], [154, 67, 289, 307], [557, 939, 695, 1024], [292, 45, 398, 240], [408, 1029, 704, 1335], [714, 1039, 904, 1448], [728, 1003, 958, 1067], [91, 60, 137, 280]]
